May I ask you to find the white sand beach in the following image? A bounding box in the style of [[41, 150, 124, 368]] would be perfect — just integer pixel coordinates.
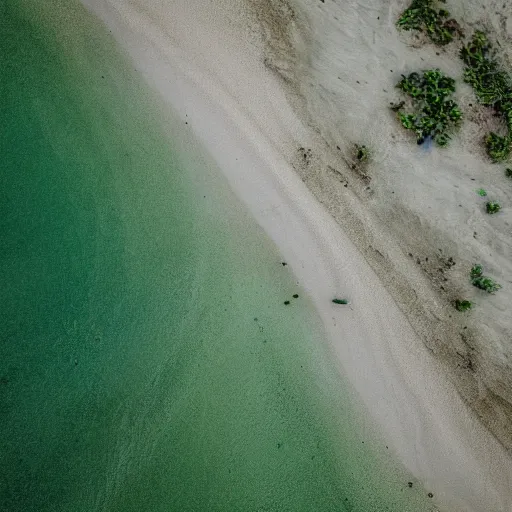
[[80, 0, 512, 510]]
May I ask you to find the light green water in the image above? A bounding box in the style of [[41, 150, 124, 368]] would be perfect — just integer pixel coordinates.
[[1, 1, 437, 510]]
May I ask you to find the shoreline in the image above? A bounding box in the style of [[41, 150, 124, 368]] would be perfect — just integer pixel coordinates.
[[80, 0, 512, 510]]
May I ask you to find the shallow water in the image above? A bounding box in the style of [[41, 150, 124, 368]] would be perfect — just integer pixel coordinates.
[[1, 1, 437, 510]]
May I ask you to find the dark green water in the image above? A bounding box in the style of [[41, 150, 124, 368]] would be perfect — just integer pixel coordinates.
[[1, 1, 437, 510]]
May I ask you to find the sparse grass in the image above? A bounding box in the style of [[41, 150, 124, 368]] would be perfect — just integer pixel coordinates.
[[460, 31, 512, 161], [395, 69, 462, 146], [397, 0, 462, 46], [470, 264, 501, 293], [355, 144, 370, 162], [486, 201, 501, 214], [476, 188, 487, 196], [455, 299, 472, 311]]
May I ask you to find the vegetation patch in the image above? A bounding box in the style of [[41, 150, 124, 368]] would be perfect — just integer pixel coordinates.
[[476, 188, 487, 197], [395, 69, 462, 146], [470, 264, 501, 293], [486, 201, 501, 214], [397, 0, 462, 46], [355, 144, 370, 162], [505, 168, 512, 178], [460, 31, 512, 161], [470, 264, 483, 279], [454, 299, 472, 311]]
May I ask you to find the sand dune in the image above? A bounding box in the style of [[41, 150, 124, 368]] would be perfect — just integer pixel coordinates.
[[80, 0, 512, 510]]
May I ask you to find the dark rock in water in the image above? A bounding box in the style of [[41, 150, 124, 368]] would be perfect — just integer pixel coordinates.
[[407, 482, 413, 488], [428, 492, 434, 498], [284, 300, 290, 305], [281, 262, 287, 266], [293, 294, 299, 298], [332, 298, 349, 305]]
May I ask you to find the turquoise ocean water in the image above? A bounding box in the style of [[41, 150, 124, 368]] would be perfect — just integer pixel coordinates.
[[1, 1, 437, 510]]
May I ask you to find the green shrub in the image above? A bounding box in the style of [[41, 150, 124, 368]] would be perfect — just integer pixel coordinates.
[[460, 31, 512, 161], [470, 264, 501, 293], [486, 201, 501, 214], [470, 264, 483, 279], [455, 299, 472, 311], [395, 69, 462, 146], [476, 188, 487, 196], [397, 0, 461, 46], [485, 133, 511, 162], [505, 168, 512, 178], [472, 276, 502, 293]]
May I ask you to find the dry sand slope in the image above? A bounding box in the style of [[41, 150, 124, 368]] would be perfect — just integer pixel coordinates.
[[252, 0, 512, 451], [80, 0, 512, 509]]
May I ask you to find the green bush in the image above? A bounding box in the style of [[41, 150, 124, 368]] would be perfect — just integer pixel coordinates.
[[486, 201, 501, 214], [470, 264, 483, 279], [455, 299, 472, 311], [470, 264, 501, 293], [472, 276, 502, 293], [461, 31, 512, 161], [505, 168, 512, 178], [397, 0, 460, 46], [395, 69, 462, 146], [485, 133, 511, 162]]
